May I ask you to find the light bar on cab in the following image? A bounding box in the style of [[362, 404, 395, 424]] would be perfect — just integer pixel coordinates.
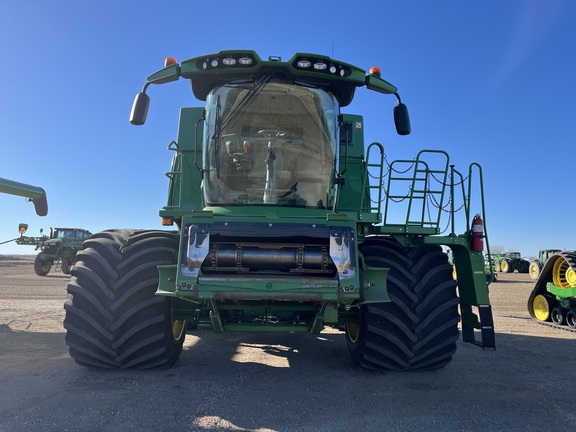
[[197, 53, 256, 70], [292, 55, 350, 77]]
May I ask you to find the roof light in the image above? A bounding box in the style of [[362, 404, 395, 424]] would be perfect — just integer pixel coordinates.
[[211, 59, 219, 67], [329, 65, 337, 74], [313, 62, 327, 70], [239, 56, 253, 65], [297, 59, 311, 68], [223, 57, 236, 66], [369, 66, 381, 77], [165, 57, 177, 67]]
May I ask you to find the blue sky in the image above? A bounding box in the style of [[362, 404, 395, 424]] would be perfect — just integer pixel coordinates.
[[1, 0, 574, 258]]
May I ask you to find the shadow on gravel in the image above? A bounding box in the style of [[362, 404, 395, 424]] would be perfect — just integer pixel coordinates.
[[42, 274, 70, 280], [491, 278, 531, 284], [1, 325, 576, 432]]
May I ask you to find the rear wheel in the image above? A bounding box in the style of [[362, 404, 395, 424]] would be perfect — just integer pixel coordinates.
[[345, 238, 459, 371], [64, 229, 184, 369], [34, 254, 53, 276], [529, 261, 541, 280]]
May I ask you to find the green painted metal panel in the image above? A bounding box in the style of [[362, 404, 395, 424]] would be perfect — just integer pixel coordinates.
[[547, 283, 576, 299], [359, 265, 390, 304]]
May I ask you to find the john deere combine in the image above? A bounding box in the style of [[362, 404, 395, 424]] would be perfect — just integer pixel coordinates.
[[528, 251, 576, 330], [64, 50, 495, 370]]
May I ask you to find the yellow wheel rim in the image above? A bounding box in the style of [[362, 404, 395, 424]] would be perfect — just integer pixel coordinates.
[[172, 319, 186, 340], [566, 267, 576, 287], [552, 257, 576, 288], [452, 266, 457, 280], [530, 265, 539, 278], [501, 261, 508, 272], [346, 322, 360, 344], [532, 294, 550, 321]]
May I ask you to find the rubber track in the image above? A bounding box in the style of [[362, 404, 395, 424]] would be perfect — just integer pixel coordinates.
[[63, 229, 182, 369], [348, 237, 459, 371], [534, 320, 576, 333]]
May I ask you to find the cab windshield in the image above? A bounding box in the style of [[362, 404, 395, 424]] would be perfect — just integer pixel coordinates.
[[203, 79, 338, 208]]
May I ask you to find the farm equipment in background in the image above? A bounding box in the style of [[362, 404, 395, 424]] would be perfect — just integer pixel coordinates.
[[495, 251, 530, 273], [485, 254, 498, 282], [15, 224, 92, 276], [528, 251, 576, 330], [0, 177, 47, 216], [529, 249, 562, 280], [64, 50, 495, 371], [489, 253, 504, 272]]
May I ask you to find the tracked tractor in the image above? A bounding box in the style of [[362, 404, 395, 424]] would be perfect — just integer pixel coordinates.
[[64, 50, 495, 370], [528, 251, 576, 330]]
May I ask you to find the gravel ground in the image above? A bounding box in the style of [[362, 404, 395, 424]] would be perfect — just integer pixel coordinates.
[[1, 259, 575, 432]]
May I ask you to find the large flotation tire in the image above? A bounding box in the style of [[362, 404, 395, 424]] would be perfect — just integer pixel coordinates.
[[64, 229, 185, 369], [345, 237, 459, 371]]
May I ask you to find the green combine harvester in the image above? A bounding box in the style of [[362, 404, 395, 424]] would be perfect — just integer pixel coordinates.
[[528, 251, 576, 330], [63, 50, 495, 370]]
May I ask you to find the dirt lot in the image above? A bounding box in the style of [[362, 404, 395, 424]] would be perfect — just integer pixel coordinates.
[[1, 259, 575, 432]]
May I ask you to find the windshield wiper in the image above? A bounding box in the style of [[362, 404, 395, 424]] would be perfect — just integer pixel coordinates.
[[212, 74, 272, 179], [212, 74, 271, 147]]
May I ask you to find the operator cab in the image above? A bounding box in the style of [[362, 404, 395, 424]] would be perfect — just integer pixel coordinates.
[[203, 78, 338, 209]]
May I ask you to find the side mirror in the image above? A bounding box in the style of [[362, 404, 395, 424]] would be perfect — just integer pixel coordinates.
[[394, 103, 411, 136], [129, 92, 150, 125]]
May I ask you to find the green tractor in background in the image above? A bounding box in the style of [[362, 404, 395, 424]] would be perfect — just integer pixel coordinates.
[[16, 224, 92, 276], [529, 249, 562, 280], [63, 50, 495, 371], [495, 251, 529, 273]]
